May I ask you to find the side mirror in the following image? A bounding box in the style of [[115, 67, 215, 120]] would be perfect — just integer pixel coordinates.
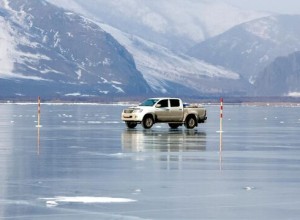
[[155, 104, 161, 108]]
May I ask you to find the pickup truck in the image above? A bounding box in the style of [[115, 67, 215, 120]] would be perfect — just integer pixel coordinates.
[[121, 98, 207, 129]]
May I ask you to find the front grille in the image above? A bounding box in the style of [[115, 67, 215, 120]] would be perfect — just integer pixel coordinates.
[[124, 109, 134, 113]]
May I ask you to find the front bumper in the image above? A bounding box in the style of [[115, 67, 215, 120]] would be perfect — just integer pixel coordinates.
[[121, 112, 143, 122]]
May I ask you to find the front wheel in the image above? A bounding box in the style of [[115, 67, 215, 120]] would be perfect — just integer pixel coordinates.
[[142, 115, 154, 129], [126, 121, 137, 128], [184, 116, 197, 129]]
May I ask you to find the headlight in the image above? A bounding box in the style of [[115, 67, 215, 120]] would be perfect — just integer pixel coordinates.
[[133, 109, 143, 113]]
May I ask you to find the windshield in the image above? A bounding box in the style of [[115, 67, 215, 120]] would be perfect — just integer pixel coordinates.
[[139, 98, 159, 106]]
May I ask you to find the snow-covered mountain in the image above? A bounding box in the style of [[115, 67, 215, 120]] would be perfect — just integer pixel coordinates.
[[99, 23, 250, 96], [189, 15, 300, 85], [48, 0, 268, 52], [0, 0, 151, 99], [47, 0, 258, 96]]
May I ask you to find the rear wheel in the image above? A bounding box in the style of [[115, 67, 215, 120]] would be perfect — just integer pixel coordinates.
[[184, 115, 197, 129], [126, 121, 137, 128], [168, 123, 181, 129], [142, 115, 154, 129]]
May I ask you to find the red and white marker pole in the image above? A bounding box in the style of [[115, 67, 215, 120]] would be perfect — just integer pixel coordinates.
[[219, 98, 224, 154], [36, 96, 42, 128], [220, 98, 223, 133]]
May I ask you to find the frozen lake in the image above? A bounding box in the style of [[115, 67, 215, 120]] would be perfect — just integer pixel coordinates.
[[0, 103, 300, 219]]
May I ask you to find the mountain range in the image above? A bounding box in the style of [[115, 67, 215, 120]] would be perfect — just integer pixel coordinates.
[[48, 0, 267, 52], [189, 15, 300, 84], [1, 0, 300, 100]]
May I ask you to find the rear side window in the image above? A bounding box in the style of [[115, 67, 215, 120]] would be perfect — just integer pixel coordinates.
[[170, 99, 180, 107], [157, 99, 169, 108]]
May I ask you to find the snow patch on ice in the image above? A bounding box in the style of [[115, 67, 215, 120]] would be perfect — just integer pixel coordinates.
[[46, 200, 58, 207], [87, 121, 102, 124], [244, 186, 255, 191], [103, 121, 120, 124], [68, 146, 86, 149], [41, 196, 136, 205]]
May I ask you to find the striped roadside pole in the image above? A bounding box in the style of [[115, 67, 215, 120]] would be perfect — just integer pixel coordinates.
[[219, 98, 223, 154], [37, 96, 41, 155], [38, 96, 41, 127], [220, 98, 223, 132]]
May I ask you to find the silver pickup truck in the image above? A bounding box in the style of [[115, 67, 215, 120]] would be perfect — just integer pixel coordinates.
[[121, 97, 207, 129]]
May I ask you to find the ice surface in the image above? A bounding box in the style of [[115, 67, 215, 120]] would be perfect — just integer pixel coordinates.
[[0, 103, 300, 219]]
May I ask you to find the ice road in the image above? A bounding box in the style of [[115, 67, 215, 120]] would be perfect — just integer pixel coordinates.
[[0, 103, 300, 219]]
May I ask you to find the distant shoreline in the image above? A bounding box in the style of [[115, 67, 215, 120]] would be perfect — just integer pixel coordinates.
[[1, 96, 299, 105]]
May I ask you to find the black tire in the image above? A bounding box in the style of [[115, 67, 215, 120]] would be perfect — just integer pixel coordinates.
[[142, 115, 154, 129], [126, 121, 137, 128], [168, 123, 181, 129], [184, 115, 197, 129]]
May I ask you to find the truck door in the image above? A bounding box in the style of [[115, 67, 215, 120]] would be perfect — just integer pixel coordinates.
[[169, 99, 183, 121], [155, 99, 170, 122]]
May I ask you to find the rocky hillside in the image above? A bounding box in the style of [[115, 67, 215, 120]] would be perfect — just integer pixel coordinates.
[[0, 0, 151, 99], [254, 52, 300, 96]]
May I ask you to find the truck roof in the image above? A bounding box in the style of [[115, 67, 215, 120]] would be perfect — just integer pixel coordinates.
[[147, 97, 180, 100]]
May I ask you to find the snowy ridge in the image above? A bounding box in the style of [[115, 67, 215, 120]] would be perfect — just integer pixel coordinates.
[[245, 16, 278, 41], [100, 23, 240, 93], [47, 0, 268, 51]]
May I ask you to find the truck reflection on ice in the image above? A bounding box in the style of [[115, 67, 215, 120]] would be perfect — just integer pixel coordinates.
[[122, 129, 206, 153]]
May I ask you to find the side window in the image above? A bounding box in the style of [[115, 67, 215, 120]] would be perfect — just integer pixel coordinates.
[[170, 99, 180, 107], [157, 99, 169, 108]]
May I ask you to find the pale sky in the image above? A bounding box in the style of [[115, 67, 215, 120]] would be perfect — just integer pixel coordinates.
[[224, 0, 300, 14]]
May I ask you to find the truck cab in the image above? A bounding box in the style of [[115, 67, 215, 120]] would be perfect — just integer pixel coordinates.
[[154, 98, 183, 122]]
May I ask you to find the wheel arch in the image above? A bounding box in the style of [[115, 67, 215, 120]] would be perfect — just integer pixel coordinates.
[[184, 113, 197, 121], [143, 113, 155, 122]]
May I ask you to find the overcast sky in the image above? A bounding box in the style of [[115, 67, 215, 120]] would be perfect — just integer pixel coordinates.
[[48, 0, 300, 15], [224, 0, 300, 14]]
